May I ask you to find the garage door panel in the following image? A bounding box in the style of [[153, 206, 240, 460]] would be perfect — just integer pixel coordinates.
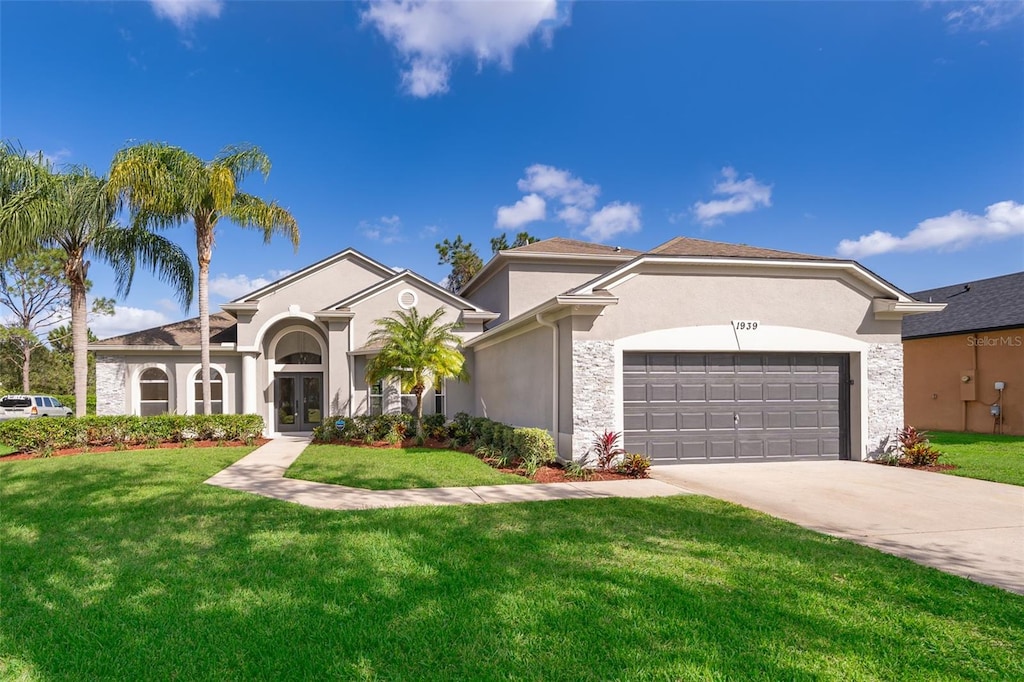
[[678, 384, 706, 402], [736, 383, 763, 401], [648, 412, 678, 431], [648, 383, 678, 401], [622, 352, 847, 464], [708, 384, 735, 401]]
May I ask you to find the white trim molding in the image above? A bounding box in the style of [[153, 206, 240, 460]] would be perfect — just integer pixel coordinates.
[[185, 362, 230, 415]]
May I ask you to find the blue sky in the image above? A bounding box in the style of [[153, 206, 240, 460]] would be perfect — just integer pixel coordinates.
[[2, 0, 1022, 338]]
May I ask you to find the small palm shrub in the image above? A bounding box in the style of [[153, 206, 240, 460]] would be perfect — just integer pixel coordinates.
[[563, 459, 593, 480]]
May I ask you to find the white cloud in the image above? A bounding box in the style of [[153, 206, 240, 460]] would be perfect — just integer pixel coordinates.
[[495, 163, 642, 241], [155, 298, 180, 314], [361, 215, 405, 244], [149, 0, 223, 29], [362, 0, 569, 97], [518, 164, 600, 211], [692, 167, 773, 226], [582, 202, 642, 242], [495, 193, 546, 229], [836, 200, 1024, 259], [208, 273, 275, 300], [92, 307, 171, 340], [942, 1, 1024, 31]]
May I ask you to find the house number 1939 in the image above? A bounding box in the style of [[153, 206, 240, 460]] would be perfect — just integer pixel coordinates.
[[732, 320, 760, 331]]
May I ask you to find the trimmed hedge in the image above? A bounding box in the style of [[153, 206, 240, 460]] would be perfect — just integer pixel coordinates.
[[312, 412, 558, 470], [0, 414, 264, 454]]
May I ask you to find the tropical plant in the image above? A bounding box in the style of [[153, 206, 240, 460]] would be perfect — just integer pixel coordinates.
[[364, 307, 467, 438], [590, 429, 626, 471], [108, 142, 299, 414], [0, 143, 194, 416], [616, 453, 652, 479]]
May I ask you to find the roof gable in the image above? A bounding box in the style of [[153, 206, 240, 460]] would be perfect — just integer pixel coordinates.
[[330, 269, 495, 313], [903, 271, 1024, 339], [230, 248, 395, 302]]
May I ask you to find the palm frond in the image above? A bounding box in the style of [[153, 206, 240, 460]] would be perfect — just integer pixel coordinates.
[[214, 143, 272, 184], [227, 192, 300, 251]]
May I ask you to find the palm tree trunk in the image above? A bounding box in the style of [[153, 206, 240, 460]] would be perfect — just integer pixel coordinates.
[[68, 257, 89, 418], [414, 390, 424, 438], [197, 223, 213, 415]]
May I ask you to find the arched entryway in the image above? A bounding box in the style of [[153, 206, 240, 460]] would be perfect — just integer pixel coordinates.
[[267, 325, 327, 433]]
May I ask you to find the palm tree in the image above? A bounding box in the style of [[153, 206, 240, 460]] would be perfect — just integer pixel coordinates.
[[365, 307, 468, 438], [109, 142, 299, 414], [0, 143, 194, 416]]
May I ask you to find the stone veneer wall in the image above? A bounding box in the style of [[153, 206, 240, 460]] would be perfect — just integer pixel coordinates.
[[95, 355, 127, 416], [571, 340, 616, 462], [866, 342, 904, 456]]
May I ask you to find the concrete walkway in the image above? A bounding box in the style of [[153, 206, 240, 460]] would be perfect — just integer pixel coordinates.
[[653, 461, 1024, 594], [205, 436, 686, 511]]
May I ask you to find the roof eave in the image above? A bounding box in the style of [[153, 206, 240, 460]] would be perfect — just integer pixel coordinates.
[[873, 299, 948, 320], [464, 293, 619, 349]]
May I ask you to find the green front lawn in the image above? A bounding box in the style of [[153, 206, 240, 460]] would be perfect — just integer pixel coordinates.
[[2, 449, 1022, 680], [930, 431, 1024, 486], [285, 443, 531, 489]]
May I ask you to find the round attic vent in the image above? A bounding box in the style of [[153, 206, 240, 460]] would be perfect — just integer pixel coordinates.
[[398, 289, 418, 310]]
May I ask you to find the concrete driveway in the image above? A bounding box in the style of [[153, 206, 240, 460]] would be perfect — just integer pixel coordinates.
[[652, 461, 1024, 594]]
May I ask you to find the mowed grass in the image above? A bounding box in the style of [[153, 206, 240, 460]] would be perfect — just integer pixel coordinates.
[[0, 443, 13, 457], [930, 431, 1024, 486], [2, 450, 1023, 681], [285, 443, 530, 489]]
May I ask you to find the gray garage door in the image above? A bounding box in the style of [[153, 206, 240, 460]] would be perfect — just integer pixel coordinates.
[[623, 353, 848, 464]]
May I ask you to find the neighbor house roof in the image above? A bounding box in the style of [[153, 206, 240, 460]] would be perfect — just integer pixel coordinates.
[[902, 271, 1024, 339], [648, 236, 838, 261], [92, 312, 237, 347]]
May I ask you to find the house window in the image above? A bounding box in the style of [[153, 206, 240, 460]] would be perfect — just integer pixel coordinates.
[[434, 381, 445, 417], [194, 368, 223, 415], [276, 330, 322, 365], [139, 368, 170, 416], [370, 381, 383, 416]]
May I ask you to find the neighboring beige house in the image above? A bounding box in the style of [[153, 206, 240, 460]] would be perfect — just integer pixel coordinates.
[[92, 236, 943, 464]]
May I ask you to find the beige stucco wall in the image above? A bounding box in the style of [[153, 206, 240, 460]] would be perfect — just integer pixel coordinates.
[[579, 268, 901, 342], [473, 325, 554, 430], [508, 262, 619, 322], [235, 256, 389, 347], [97, 352, 242, 416]]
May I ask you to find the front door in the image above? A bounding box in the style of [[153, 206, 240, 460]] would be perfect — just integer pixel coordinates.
[[275, 373, 323, 432]]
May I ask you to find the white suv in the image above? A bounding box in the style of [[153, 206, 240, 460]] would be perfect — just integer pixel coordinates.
[[0, 395, 74, 420]]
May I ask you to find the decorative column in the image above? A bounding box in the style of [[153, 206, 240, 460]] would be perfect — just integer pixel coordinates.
[[241, 352, 258, 415]]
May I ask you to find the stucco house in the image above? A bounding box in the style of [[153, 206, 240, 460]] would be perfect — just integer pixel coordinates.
[[903, 271, 1023, 436], [92, 236, 943, 464]]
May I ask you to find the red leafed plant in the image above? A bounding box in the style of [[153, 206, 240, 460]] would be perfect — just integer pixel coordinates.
[[591, 430, 626, 471]]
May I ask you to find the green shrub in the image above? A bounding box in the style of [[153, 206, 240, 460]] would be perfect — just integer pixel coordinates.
[[513, 427, 555, 466], [422, 413, 447, 440], [0, 414, 264, 454], [311, 414, 413, 445], [616, 453, 652, 479], [563, 459, 593, 480]]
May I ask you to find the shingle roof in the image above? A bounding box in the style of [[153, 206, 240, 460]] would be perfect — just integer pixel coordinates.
[[648, 236, 838, 261], [902, 271, 1024, 339], [506, 237, 642, 256], [92, 311, 237, 346]]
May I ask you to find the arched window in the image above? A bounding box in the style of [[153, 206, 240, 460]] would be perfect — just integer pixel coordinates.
[[139, 368, 170, 416], [276, 330, 322, 364], [194, 368, 223, 415]]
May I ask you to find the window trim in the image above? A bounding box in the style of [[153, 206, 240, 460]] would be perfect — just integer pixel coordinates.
[[134, 364, 173, 416], [186, 363, 228, 415]]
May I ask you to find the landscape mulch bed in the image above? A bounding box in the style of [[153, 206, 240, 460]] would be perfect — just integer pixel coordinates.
[[871, 461, 958, 473], [0, 438, 270, 461]]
